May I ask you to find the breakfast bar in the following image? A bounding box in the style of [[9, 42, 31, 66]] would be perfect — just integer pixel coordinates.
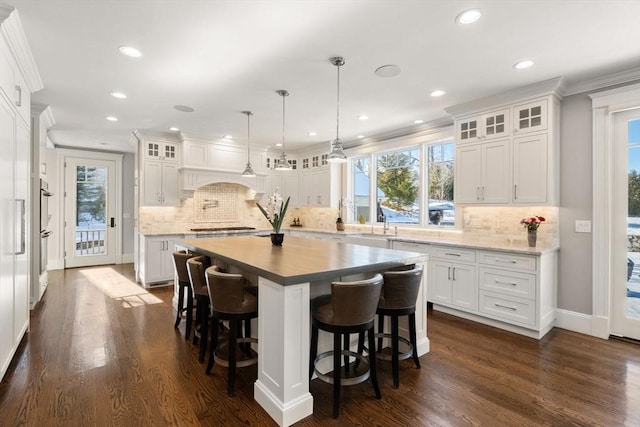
[[177, 235, 429, 426]]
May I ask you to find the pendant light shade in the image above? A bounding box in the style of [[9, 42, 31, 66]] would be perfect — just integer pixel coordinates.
[[274, 89, 292, 171], [241, 111, 256, 178], [327, 56, 348, 163]]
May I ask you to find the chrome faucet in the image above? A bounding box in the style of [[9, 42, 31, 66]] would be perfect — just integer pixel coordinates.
[[383, 218, 389, 234]]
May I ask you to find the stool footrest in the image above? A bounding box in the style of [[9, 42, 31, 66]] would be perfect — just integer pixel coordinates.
[[314, 350, 371, 386], [213, 337, 258, 368], [372, 333, 413, 361]]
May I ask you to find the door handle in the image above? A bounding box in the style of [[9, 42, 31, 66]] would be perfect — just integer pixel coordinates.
[[110, 217, 116, 228], [15, 85, 22, 107], [15, 199, 25, 255]]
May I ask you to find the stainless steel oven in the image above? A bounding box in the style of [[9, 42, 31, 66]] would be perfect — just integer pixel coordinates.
[[40, 179, 52, 274]]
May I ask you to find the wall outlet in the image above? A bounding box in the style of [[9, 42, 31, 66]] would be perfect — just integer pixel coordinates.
[[575, 220, 592, 233]]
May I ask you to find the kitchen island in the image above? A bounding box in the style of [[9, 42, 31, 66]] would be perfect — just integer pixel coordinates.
[[177, 235, 429, 427]]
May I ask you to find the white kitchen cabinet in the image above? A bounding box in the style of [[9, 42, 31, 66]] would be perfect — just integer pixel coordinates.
[[143, 139, 178, 162], [429, 247, 477, 311], [513, 99, 547, 135], [141, 160, 179, 206], [456, 139, 510, 204], [138, 234, 180, 287], [512, 133, 548, 204], [456, 108, 510, 144], [265, 171, 299, 206], [0, 6, 40, 381], [449, 80, 560, 207], [299, 166, 339, 208]]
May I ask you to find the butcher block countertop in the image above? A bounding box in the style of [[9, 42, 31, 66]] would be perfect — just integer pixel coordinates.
[[177, 235, 427, 286]]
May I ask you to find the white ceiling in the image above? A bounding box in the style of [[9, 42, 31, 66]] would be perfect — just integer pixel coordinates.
[[8, 0, 640, 154]]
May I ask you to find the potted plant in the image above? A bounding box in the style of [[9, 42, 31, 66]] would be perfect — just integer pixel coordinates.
[[257, 188, 290, 246], [336, 198, 351, 231]]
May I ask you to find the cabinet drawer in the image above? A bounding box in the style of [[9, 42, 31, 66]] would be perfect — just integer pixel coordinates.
[[477, 250, 536, 271], [479, 291, 535, 326], [432, 246, 475, 263], [478, 267, 536, 299]]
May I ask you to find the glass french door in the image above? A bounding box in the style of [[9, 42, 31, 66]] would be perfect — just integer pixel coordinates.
[[64, 158, 116, 268], [612, 109, 640, 340]]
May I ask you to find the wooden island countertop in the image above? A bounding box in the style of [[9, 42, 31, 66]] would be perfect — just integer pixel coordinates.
[[178, 235, 427, 286], [176, 235, 429, 427]]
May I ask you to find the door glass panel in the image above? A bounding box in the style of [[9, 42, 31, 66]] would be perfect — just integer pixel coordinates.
[[353, 157, 370, 223], [626, 118, 640, 320], [76, 165, 107, 256]]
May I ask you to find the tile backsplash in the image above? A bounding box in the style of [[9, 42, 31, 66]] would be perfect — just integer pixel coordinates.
[[139, 183, 558, 246]]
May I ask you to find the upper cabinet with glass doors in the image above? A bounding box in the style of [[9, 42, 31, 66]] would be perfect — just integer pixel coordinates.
[[448, 78, 562, 207], [144, 140, 179, 163], [456, 108, 510, 144]]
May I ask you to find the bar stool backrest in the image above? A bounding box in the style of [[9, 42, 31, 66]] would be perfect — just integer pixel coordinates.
[[173, 250, 194, 283], [381, 265, 423, 310], [331, 274, 383, 326], [186, 256, 212, 297], [205, 266, 253, 314]]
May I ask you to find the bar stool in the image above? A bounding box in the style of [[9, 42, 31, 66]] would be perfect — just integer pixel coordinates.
[[205, 265, 258, 397], [376, 265, 423, 388], [172, 250, 196, 339], [186, 255, 212, 363], [309, 274, 383, 418]]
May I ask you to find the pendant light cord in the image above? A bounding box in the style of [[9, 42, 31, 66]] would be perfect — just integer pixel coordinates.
[[336, 61, 340, 142], [247, 113, 251, 160], [282, 92, 286, 153]]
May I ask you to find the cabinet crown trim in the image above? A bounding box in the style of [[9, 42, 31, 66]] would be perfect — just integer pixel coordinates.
[[445, 77, 564, 118], [0, 5, 43, 93]]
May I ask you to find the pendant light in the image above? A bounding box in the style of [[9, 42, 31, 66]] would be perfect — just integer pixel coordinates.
[[327, 56, 348, 163], [274, 89, 292, 171], [241, 110, 256, 178]]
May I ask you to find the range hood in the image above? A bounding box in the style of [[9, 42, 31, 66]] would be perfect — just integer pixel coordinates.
[[180, 169, 266, 200]]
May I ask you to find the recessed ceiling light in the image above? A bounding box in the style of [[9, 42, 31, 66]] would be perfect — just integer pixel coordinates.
[[169, 126, 179, 132], [223, 135, 232, 139], [374, 64, 402, 78], [110, 92, 127, 99], [276, 143, 283, 147], [430, 90, 446, 97], [118, 46, 142, 58], [307, 131, 317, 136], [414, 119, 424, 124], [358, 115, 369, 120], [456, 9, 482, 24], [105, 116, 118, 122], [513, 59, 534, 69], [357, 135, 365, 139]]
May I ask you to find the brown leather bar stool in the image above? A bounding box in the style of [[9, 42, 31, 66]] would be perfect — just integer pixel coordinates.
[[172, 250, 196, 340], [205, 265, 258, 397], [309, 274, 383, 419], [376, 265, 423, 388], [186, 255, 212, 363]]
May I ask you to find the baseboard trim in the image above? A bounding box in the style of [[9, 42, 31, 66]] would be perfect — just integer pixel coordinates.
[[119, 253, 134, 264], [554, 309, 610, 339]]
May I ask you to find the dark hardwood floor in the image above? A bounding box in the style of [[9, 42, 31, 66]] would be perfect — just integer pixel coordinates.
[[1, 264, 639, 426]]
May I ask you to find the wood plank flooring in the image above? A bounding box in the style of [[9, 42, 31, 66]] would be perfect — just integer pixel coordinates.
[[1, 264, 639, 426]]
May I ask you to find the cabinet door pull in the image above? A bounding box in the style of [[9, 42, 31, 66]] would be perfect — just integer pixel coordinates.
[[15, 199, 25, 255], [444, 252, 461, 257], [481, 186, 485, 200], [447, 266, 451, 280], [495, 280, 517, 286], [157, 192, 161, 202], [513, 184, 518, 200], [495, 258, 517, 264], [494, 303, 517, 311], [476, 186, 480, 200], [15, 85, 22, 107], [452, 267, 456, 281]]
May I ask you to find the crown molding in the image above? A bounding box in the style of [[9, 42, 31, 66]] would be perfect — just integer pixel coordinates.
[[32, 103, 56, 129], [564, 67, 640, 96], [0, 6, 43, 93], [445, 77, 565, 118], [179, 132, 271, 152]]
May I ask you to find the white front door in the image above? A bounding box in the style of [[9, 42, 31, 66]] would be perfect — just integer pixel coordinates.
[[64, 158, 117, 268], [612, 108, 640, 340]]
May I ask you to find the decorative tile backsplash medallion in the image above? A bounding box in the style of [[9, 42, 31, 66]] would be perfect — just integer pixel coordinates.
[[193, 184, 238, 223]]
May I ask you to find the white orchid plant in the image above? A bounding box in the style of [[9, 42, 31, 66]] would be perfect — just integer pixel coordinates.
[[257, 188, 290, 233]]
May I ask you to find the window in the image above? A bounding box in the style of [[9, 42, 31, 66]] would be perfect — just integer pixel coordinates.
[[426, 141, 455, 226], [376, 148, 420, 224], [353, 157, 370, 223]]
